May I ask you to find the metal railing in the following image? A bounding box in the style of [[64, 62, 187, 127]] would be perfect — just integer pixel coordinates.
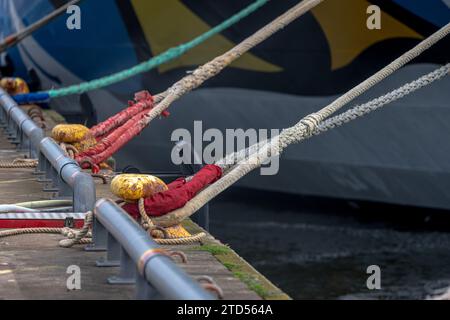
[[39, 137, 96, 212], [0, 88, 213, 300], [0, 88, 43, 158], [0, 87, 96, 214], [85, 140, 210, 252], [95, 198, 213, 300], [0, 88, 210, 240]]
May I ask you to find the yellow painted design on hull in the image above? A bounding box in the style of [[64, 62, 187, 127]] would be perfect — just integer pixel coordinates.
[[130, 0, 282, 73], [311, 0, 423, 70]]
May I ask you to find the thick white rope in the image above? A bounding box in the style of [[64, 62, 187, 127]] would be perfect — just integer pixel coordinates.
[[138, 198, 206, 244], [218, 62, 450, 172], [214, 23, 450, 171], [59, 211, 94, 248], [279, 22, 450, 149], [314, 63, 450, 135], [152, 62, 450, 227], [144, 0, 325, 125], [0, 158, 38, 168], [133, 0, 324, 175]]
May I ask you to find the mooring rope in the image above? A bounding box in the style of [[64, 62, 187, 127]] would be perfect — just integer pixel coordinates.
[[0, 0, 83, 53], [58, 211, 94, 247], [0, 211, 93, 247], [0, 206, 205, 246], [151, 61, 450, 227], [138, 198, 206, 245], [212, 15, 446, 170], [132, 8, 449, 187], [72, 0, 324, 169], [154, 233, 206, 245], [12, 0, 270, 104], [313, 64, 450, 136], [145, 20, 450, 132], [0, 228, 63, 237], [216, 63, 450, 173], [276, 23, 450, 150], [144, 0, 324, 125], [0, 158, 38, 168], [0, 227, 205, 246]]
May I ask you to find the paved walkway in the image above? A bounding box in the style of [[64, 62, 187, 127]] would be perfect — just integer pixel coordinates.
[[0, 110, 287, 300]]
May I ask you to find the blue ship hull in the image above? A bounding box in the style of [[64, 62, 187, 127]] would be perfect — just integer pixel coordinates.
[[1, 0, 450, 209]]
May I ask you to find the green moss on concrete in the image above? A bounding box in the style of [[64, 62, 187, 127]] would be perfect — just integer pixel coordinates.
[[222, 262, 240, 271], [182, 219, 291, 300], [192, 244, 231, 256]]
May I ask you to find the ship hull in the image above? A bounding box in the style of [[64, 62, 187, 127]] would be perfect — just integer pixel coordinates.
[[1, 0, 450, 209]]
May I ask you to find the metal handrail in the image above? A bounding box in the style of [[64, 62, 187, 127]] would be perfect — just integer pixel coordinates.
[[39, 137, 96, 212], [95, 198, 213, 300], [0, 87, 95, 213], [0, 87, 44, 157], [0, 88, 213, 299]]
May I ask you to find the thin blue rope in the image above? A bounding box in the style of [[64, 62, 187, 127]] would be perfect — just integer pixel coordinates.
[[13, 92, 50, 104]]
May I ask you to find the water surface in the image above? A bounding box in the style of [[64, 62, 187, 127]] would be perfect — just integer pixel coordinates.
[[209, 188, 450, 300]]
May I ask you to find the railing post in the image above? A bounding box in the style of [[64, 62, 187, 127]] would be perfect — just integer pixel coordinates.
[[56, 175, 72, 198], [37, 157, 52, 183], [86, 219, 108, 251], [108, 247, 136, 285], [38, 137, 101, 248], [135, 273, 160, 300], [96, 233, 121, 267], [24, 120, 44, 159], [62, 164, 105, 251], [36, 151, 46, 174], [6, 111, 16, 139], [45, 167, 60, 193], [95, 199, 213, 300]]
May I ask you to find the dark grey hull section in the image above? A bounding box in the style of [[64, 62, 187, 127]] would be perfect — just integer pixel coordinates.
[[55, 63, 450, 210]]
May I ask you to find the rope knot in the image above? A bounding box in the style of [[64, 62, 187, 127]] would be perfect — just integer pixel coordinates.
[[134, 90, 153, 105], [79, 158, 100, 173], [300, 113, 322, 136]]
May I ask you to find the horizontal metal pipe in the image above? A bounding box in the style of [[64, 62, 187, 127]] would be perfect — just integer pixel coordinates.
[[39, 137, 77, 173], [0, 88, 17, 115], [0, 87, 44, 157], [0, 89, 96, 213], [95, 199, 212, 300], [21, 119, 44, 141], [39, 138, 96, 212], [72, 170, 96, 212], [10, 106, 29, 128]]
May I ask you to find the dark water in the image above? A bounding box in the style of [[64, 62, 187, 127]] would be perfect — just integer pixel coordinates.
[[208, 188, 450, 300]]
